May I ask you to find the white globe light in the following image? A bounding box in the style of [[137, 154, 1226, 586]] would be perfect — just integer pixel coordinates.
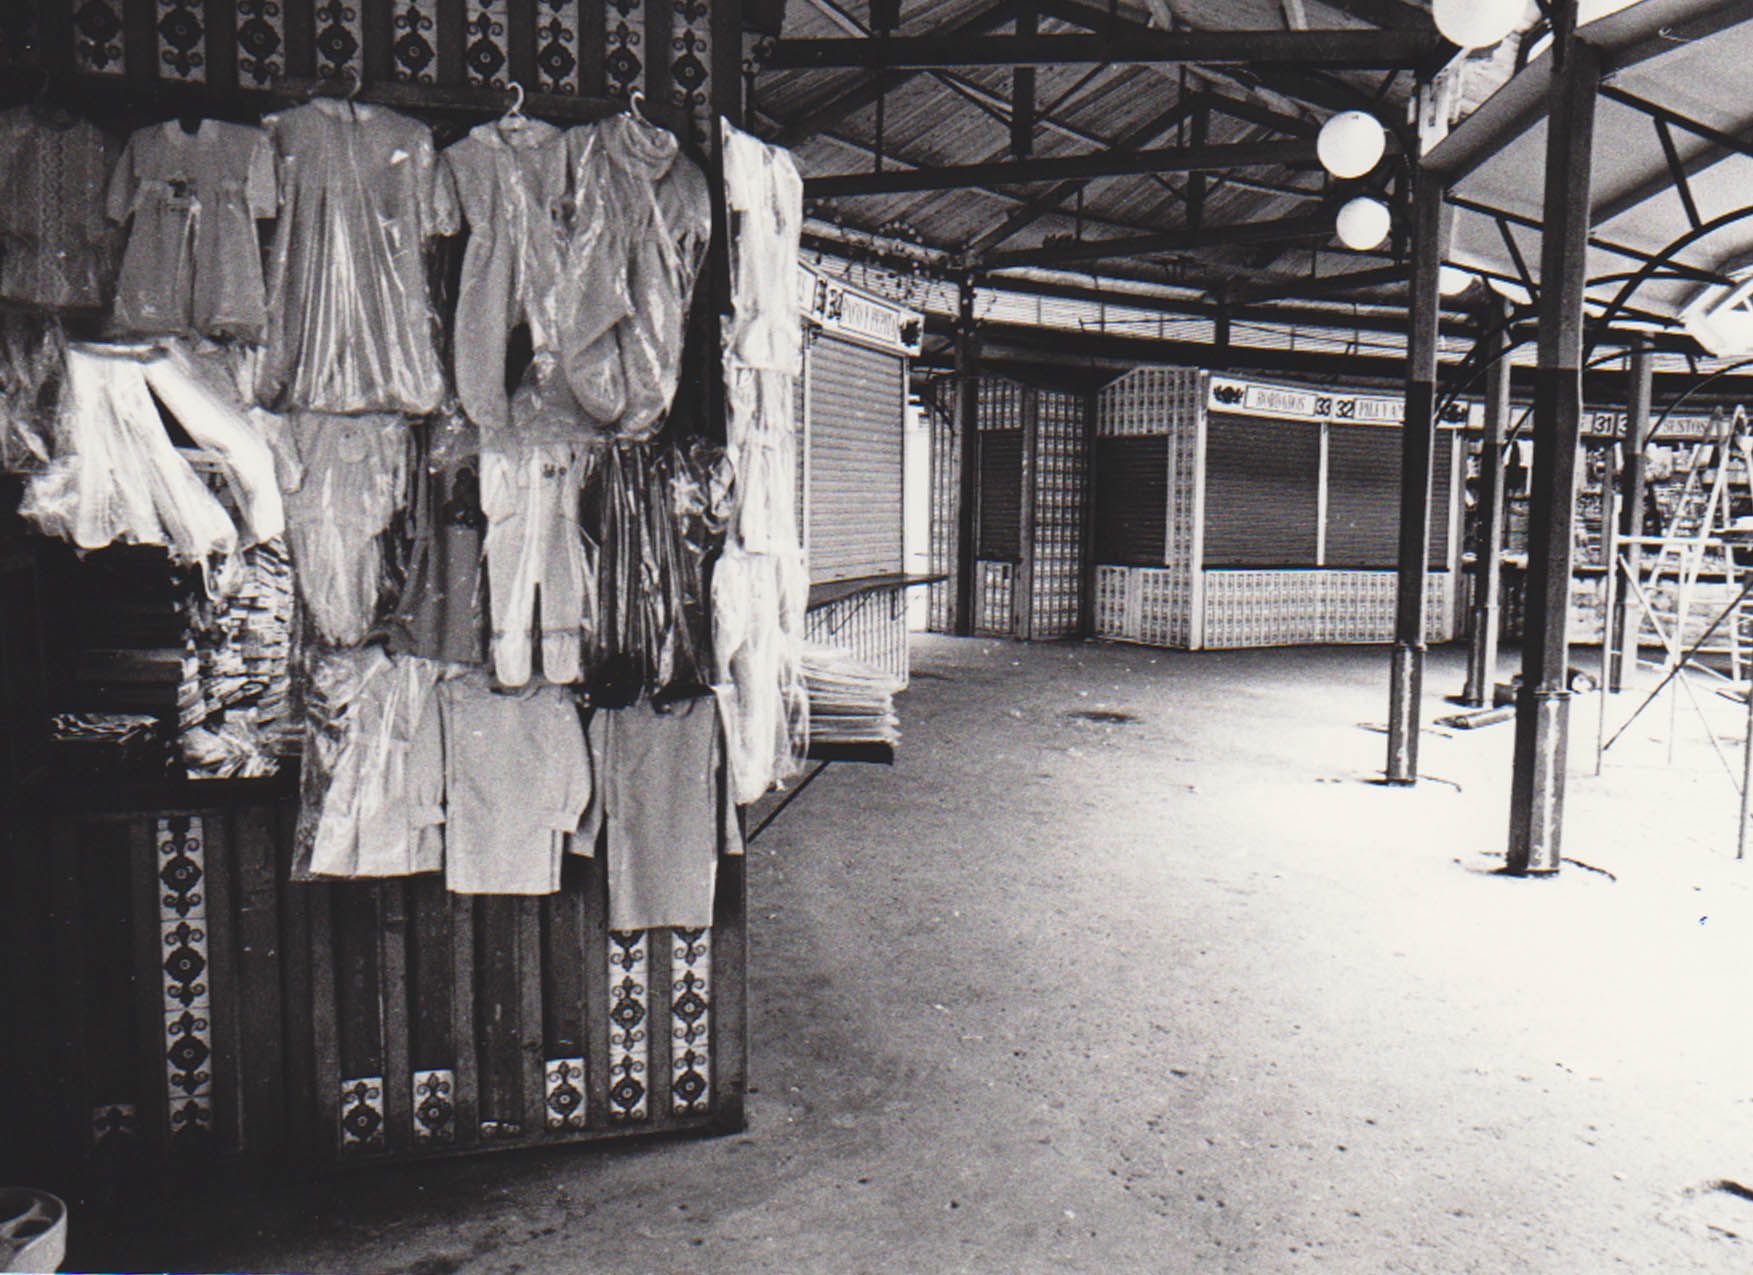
[[1317, 110, 1387, 180], [1438, 265, 1473, 296], [1433, 0, 1524, 49], [1335, 197, 1391, 251]]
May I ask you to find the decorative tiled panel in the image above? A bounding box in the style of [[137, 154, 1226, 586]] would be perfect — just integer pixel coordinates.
[[313, 0, 364, 79], [157, 817, 213, 1145], [235, 0, 286, 86], [389, 0, 438, 83], [91, 1102, 139, 1147], [977, 378, 1023, 431], [534, 0, 582, 94], [670, 0, 710, 145], [604, 0, 645, 100], [973, 560, 1013, 636], [73, 0, 126, 74], [544, 1057, 587, 1130], [339, 1076, 386, 1153], [1138, 565, 1192, 647], [928, 409, 959, 634], [1093, 566, 1130, 638], [606, 929, 649, 1122], [412, 1068, 455, 1143], [1095, 365, 1202, 438], [156, 0, 206, 80], [1191, 569, 1458, 649], [1030, 389, 1087, 639], [464, 0, 509, 85], [669, 927, 710, 1117], [804, 590, 909, 687]]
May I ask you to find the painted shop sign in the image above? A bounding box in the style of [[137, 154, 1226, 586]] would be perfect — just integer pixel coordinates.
[[1206, 375, 1476, 428], [798, 263, 925, 357]]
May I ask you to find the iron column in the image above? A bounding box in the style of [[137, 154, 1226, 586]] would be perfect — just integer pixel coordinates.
[[1385, 170, 1448, 783], [1610, 340, 1652, 690], [1508, 1, 1599, 874], [953, 277, 982, 636], [1463, 303, 1513, 707]]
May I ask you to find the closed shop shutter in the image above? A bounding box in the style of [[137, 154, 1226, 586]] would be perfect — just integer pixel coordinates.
[[1203, 417, 1321, 567], [1091, 436, 1169, 565], [977, 430, 1024, 561], [1326, 425, 1454, 569], [806, 335, 905, 583]]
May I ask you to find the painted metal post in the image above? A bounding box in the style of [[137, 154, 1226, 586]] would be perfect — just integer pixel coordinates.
[[1385, 171, 1448, 784], [1508, 2, 1599, 875], [953, 277, 982, 636], [1610, 340, 1653, 691], [1463, 303, 1512, 707]]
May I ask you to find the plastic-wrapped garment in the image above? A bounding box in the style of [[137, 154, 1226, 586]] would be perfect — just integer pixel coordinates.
[[180, 537, 297, 777], [0, 106, 117, 310], [435, 675, 592, 895], [559, 114, 712, 441], [724, 366, 801, 554], [293, 645, 448, 880], [574, 693, 741, 931], [279, 412, 410, 646], [20, 342, 238, 574], [711, 544, 808, 803], [442, 118, 573, 433], [106, 120, 276, 340], [0, 312, 65, 474], [586, 440, 719, 702], [258, 100, 457, 414], [139, 342, 285, 544], [383, 416, 487, 666], [720, 121, 804, 376], [482, 436, 594, 686]]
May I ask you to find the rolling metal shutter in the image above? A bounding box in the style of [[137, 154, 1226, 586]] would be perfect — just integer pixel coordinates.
[[976, 430, 1024, 561], [1203, 418, 1321, 567], [1326, 425, 1454, 569], [806, 335, 905, 584], [1091, 436, 1169, 565]]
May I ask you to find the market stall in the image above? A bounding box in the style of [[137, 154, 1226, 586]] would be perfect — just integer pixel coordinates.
[[0, 0, 826, 1193], [1093, 369, 1471, 650]]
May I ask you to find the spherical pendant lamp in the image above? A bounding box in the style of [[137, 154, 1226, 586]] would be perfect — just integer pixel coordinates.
[[1317, 110, 1387, 180], [1433, 0, 1524, 49], [1438, 265, 1474, 296], [1335, 197, 1391, 251]]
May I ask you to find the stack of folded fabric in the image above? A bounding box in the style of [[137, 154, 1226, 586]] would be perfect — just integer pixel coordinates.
[[801, 641, 900, 750]]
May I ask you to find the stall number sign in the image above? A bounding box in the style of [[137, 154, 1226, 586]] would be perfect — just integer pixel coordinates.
[[1207, 375, 1473, 427], [798, 264, 925, 357]]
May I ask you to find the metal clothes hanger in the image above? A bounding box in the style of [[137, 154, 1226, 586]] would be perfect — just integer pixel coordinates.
[[500, 79, 528, 131]]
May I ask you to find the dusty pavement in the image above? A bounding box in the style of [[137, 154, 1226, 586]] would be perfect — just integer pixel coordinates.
[[79, 636, 1753, 1273]]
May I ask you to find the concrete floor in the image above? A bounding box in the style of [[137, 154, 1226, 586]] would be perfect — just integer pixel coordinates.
[[81, 636, 1753, 1272]]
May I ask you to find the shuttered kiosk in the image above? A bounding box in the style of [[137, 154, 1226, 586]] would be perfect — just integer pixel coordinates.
[[1093, 369, 1469, 649], [798, 265, 925, 687]]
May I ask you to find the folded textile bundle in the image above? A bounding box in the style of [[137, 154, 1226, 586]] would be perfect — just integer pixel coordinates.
[[801, 641, 900, 748]]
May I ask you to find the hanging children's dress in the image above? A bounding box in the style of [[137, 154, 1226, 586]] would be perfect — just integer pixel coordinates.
[[257, 99, 456, 414], [0, 106, 116, 310], [107, 119, 277, 340]]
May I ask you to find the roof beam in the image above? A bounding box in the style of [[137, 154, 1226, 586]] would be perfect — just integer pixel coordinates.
[[964, 97, 1200, 257], [767, 0, 1029, 149], [1224, 262, 1411, 304], [762, 29, 1439, 72], [984, 212, 1336, 268], [805, 139, 1320, 198], [1313, 0, 1434, 30]]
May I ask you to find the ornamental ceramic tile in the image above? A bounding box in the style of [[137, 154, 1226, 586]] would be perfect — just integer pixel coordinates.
[[313, 0, 364, 80], [670, 0, 709, 144], [390, 0, 437, 83], [73, 0, 124, 74], [156, 0, 206, 81], [464, 0, 510, 87], [606, 930, 648, 1121], [544, 1057, 587, 1130], [157, 818, 215, 1143], [412, 1068, 455, 1143], [235, 0, 285, 86], [534, 0, 581, 95], [90, 1103, 139, 1146], [604, 0, 643, 101], [339, 1076, 386, 1152], [669, 927, 710, 1116]]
